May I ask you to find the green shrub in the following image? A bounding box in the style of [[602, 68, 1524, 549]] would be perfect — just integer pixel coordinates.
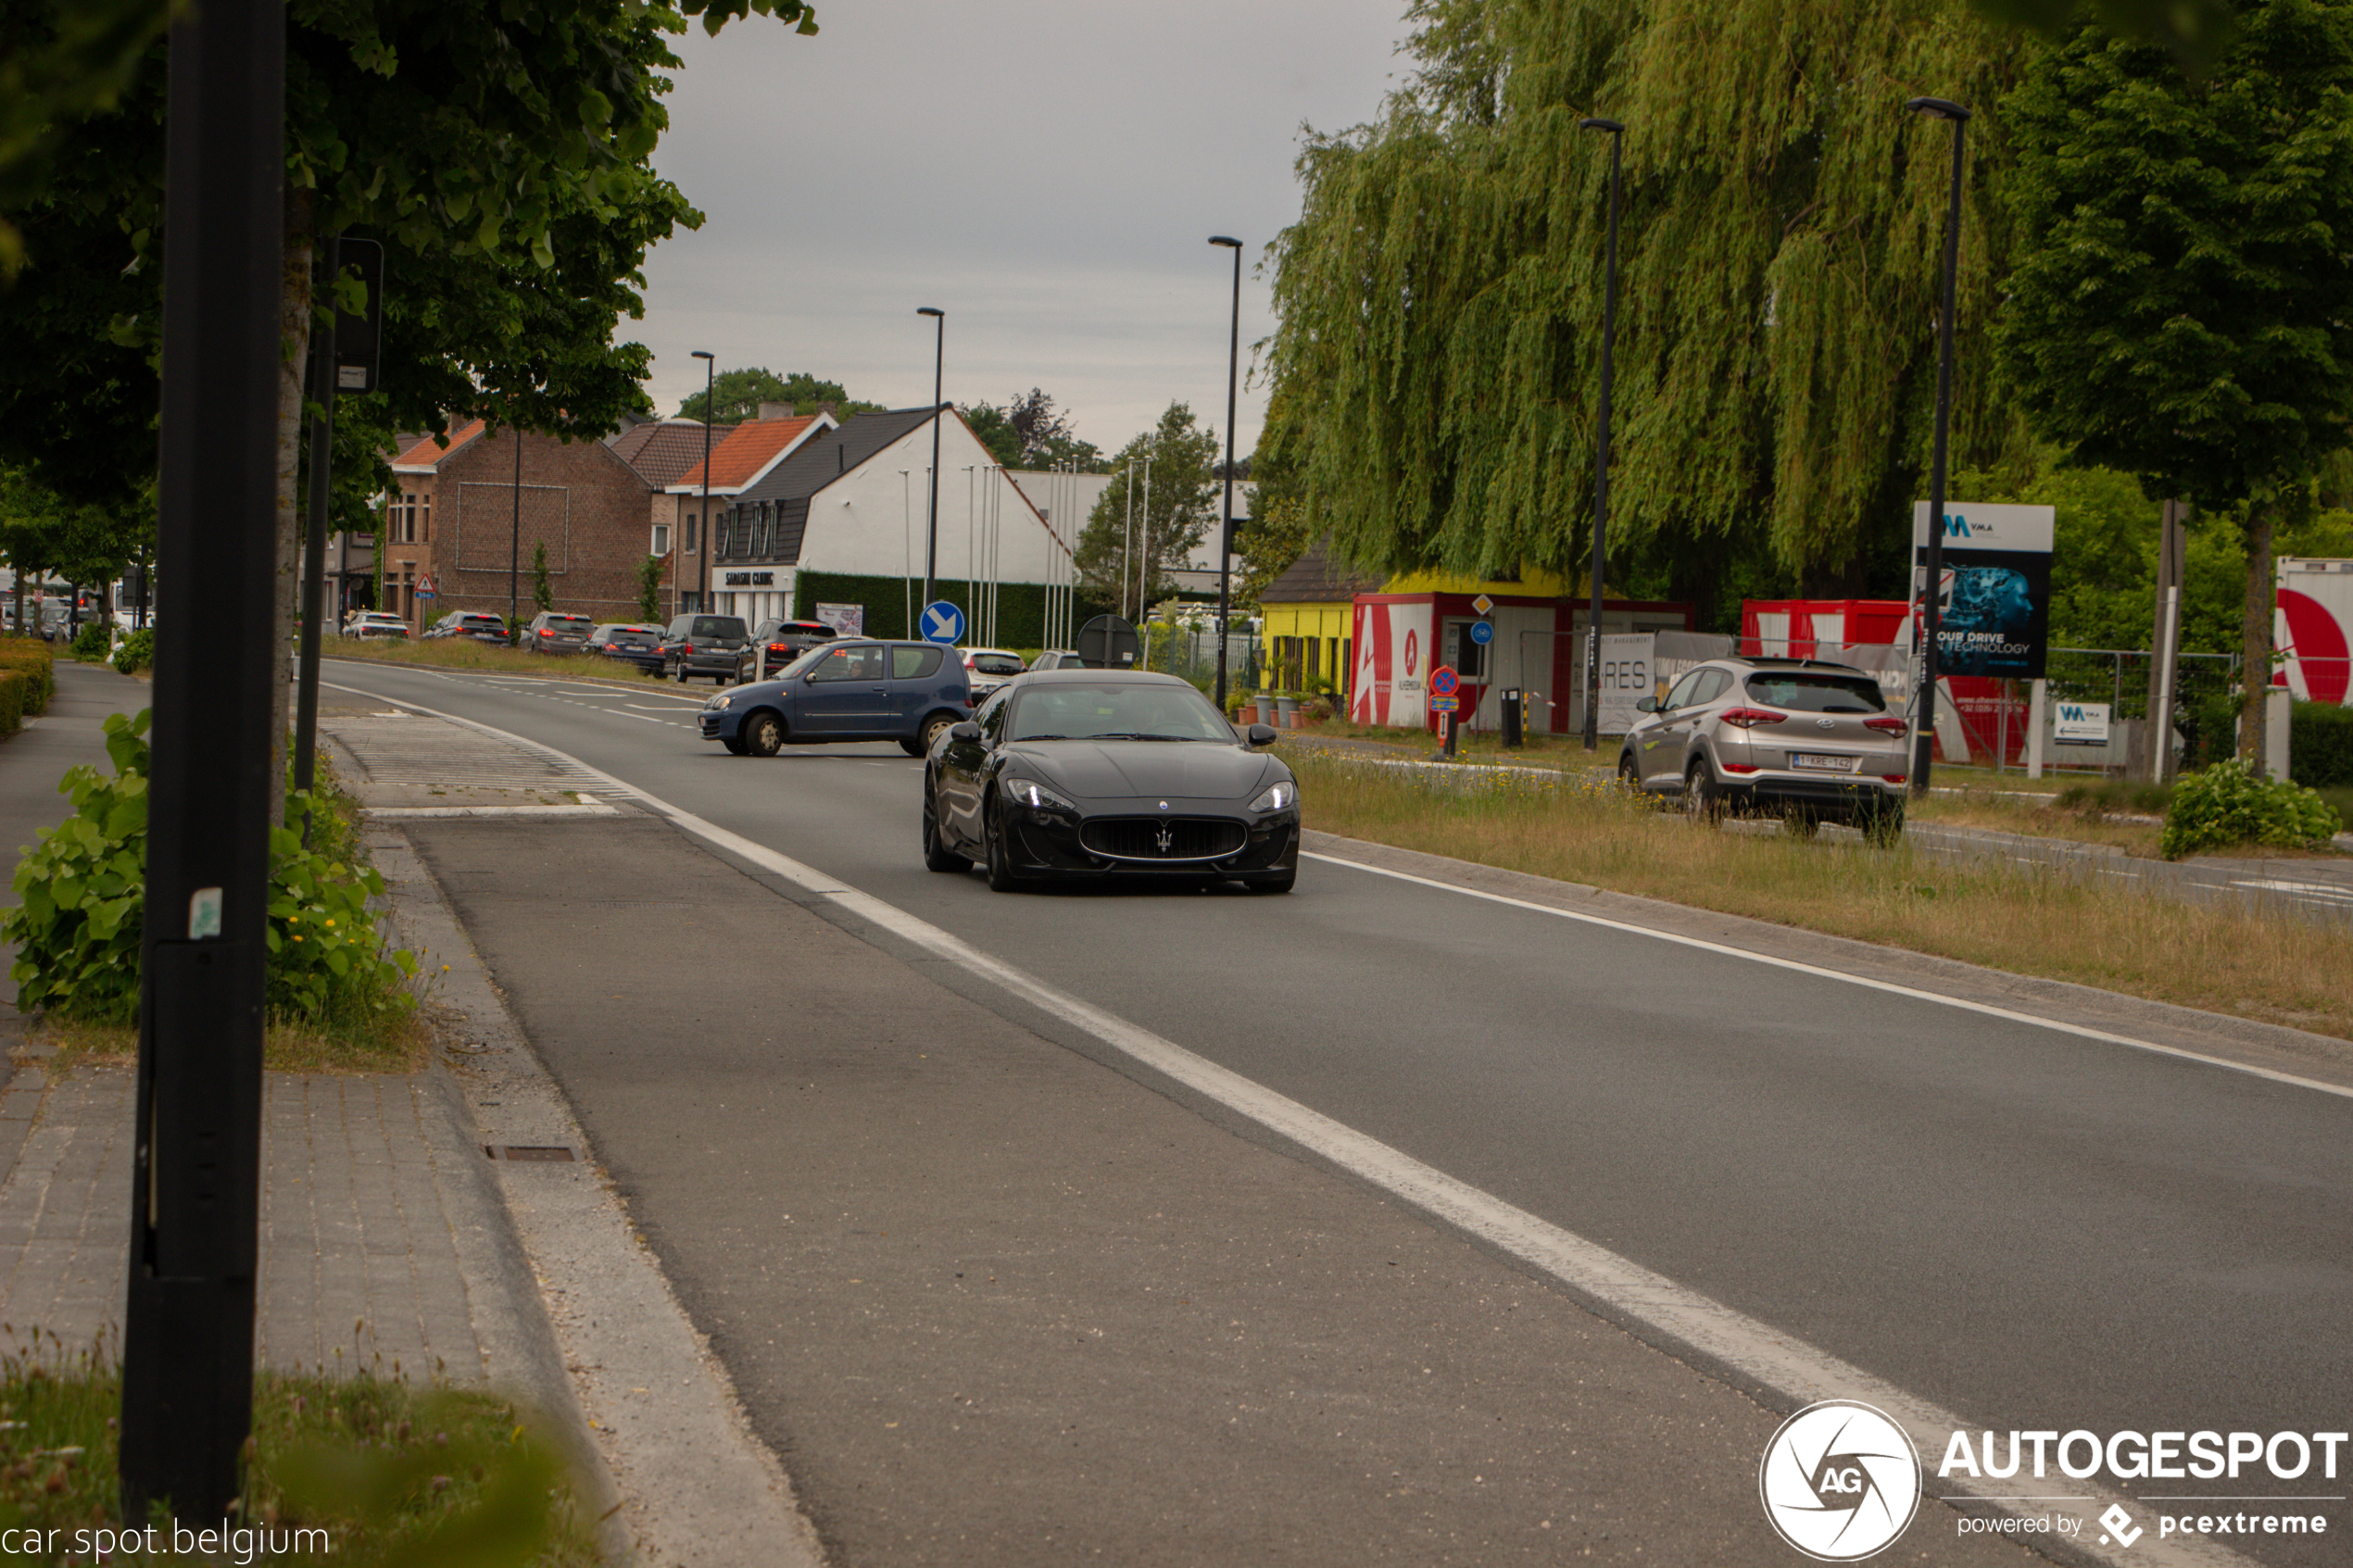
[[0, 671, 22, 735], [68, 621, 109, 661], [110, 627, 153, 675], [0, 709, 418, 1028], [2158, 755, 2343, 859], [2181, 691, 2243, 771], [0, 637, 56, 713], [2292, 699, 2353, 788]]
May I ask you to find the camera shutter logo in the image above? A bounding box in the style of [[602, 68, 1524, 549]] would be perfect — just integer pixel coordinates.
[[1758, 1400, 1921, 1561]]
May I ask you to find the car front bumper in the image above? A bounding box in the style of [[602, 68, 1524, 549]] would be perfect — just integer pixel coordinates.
[[1001, 799, 1301, 879]]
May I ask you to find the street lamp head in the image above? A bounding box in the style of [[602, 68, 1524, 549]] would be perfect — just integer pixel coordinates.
[[1208, 235, 1241, 249], [916, 306, 943, 318], [1578, 117, 1624, 134], [1906, 96, 1970, 121], [689, 350, 713, 361]]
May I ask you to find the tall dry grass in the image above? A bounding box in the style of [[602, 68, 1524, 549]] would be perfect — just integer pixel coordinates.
[[1292, 753, 2353, 1040]]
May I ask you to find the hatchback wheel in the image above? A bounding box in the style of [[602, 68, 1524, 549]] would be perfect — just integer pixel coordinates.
[[919, 712, 955, 753], [743, 711, 783, 758]]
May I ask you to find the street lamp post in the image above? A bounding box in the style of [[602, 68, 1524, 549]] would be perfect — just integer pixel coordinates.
[[1906, 96, 1970, 798], [917, 307, 945, 619], [1209, 236, 1243, 709], [688, 350, 713, 621], [507, 417, 522, 642], [1577, 117, 1624, 753]]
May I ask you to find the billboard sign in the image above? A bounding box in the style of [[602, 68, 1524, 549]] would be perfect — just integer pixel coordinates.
[[1911, 502, 2054, 681], [813, 602, 864, 637], [1594, 633, 1655, 734], [2054, 700, 2110, 745]]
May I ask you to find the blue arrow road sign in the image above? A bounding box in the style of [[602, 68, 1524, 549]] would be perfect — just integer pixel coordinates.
[[1468, 620, 1494, 646], [920, 600, 965, 645]]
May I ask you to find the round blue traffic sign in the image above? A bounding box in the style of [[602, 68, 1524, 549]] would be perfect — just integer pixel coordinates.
[[1468, 620, 1494, 646], [920, 600, 965, 645]]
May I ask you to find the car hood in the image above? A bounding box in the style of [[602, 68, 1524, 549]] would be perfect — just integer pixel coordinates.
[[1003, 739, 1278, 801]]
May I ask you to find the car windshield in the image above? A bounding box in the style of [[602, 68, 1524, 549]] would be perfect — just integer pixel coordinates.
[[774, 644, 838, 680], [1744, 672, 1887, 714], [969, 653, 1025, 675], [1008, 682, 1233, 742]]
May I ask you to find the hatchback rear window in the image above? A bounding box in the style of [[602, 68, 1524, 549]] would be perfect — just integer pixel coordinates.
[[1744, 672, 1886, 713], [969, 653, 1025, 675], [691, 617, 746, 639], [892, 646, 945, 680]]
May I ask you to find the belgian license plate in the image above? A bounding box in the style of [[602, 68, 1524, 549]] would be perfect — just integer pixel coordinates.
[[1791, 753, 1857, 772]]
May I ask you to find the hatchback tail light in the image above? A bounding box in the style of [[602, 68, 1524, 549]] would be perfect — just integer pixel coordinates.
[[1718, 708, 1786, 729], [1720, 762, 1761, 774], [1864, 716, 1908, 736]]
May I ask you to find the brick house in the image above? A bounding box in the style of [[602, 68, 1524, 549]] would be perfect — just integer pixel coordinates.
[[607, 415, 733, 619], [386, 420, 680, 630]]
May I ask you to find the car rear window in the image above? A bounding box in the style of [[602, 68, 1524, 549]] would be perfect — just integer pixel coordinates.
[[1744, 672, 1887, 713], [691, 616, 746, 639], [782, 622, 834, 638], [549, 615, 590, 628], [969, 653, 1025, 675], [892, 646, 944, 680]]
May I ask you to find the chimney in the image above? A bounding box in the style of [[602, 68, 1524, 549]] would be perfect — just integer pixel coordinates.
[[757, 402, 796, 420]]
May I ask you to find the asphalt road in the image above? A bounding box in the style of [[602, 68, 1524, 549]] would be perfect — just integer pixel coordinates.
[[326, 659, 2353, 1564]]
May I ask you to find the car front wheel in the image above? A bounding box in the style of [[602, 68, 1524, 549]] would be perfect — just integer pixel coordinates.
[[924, 782, 972, 872], [743, 710, 784, 758], [983, 797, 1026, 892], [918, 712, 956, 753]]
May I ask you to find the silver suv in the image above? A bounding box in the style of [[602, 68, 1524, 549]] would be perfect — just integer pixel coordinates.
[[1618, 657, 1909, 835]]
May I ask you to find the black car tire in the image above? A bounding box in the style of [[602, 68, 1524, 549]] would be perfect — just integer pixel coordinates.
[[1684, 758, 1724, 827], [743, 710, 784, 758], [721, 734, 749, 757], [983, 797, 1026, 892], [673, 662, 689, 684], [1245, 871, 1296, 894], [898, 737, 926, 758], [924, 784, 972, 872]]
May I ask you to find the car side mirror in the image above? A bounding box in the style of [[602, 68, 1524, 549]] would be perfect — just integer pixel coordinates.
[[949, 721, 981, 743], [1246, 722, 1278, 746], [1635, 696, 1659, 714]]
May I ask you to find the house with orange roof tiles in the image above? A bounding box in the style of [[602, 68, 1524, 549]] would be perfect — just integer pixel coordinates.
[[660, 403, 834, 615]]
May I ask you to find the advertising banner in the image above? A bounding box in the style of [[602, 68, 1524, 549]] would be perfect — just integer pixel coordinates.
[[2276, 558, 2353, 706], [1593, 633, 1655, 734], [813, 602, 864, 637], [1911, 501, 2055, 680]]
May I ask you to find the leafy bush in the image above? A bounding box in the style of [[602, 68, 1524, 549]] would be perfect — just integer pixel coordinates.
[[110, 627, 153, 675], [2181, 691, 2242, 771], [0, 709, 418, 1028], [0, 637, 56, 713], [2159, 755, 2343, 859], [68, 621, 109, 661], [2292, 699, 2353, 788]]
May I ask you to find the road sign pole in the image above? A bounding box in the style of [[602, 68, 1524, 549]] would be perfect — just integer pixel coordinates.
[[293, 231, 338, 845], [123, 0, 281, 1521]]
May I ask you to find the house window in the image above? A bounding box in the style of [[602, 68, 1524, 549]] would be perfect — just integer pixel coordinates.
[[651, 523, 672, 557], [753, 505, 769, 558], [421, 492, 433, 543], [684, 511, 698, 553]]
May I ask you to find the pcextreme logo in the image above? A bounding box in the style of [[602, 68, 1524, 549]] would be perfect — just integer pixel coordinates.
[[1759, 1400, 1923, 1561]]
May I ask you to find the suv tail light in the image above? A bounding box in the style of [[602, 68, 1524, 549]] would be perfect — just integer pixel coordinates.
[[538, 628, 552, 636], [1864, 716, 1908, 735], [769, 643, 789, 654], [1718, 708, 1786, 729]]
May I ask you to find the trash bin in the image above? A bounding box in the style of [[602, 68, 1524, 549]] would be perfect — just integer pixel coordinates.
[[1501, 687, 1524, 748]]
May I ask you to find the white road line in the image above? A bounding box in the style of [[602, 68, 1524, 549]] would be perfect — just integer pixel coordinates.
[[318, 677, 2266, 1566], [1302, 851, 2353, 1104]]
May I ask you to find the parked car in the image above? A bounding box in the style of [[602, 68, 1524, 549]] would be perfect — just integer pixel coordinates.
[[586, 622, 666, 672], [1026, 650, 1089, 671], [345, 612, 412, 641], [523, 610, 594, 654], [424, 610, 510, 644], [1617, 656, 1908, 836], [923, 671, 1297, 893], [37, 601, 69, 641], [735, 618, 838, 684], [699, 639, 973, 758], [959, 646, 1028, 700], [661, 612, 749, 684]]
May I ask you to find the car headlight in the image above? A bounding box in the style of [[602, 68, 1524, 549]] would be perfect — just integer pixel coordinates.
[[1249, 781, 1297, 813], [705, 694, 733, 711], [1002, 776, 1077, 814]]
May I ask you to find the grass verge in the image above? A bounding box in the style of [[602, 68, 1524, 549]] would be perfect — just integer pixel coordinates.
[[1291, 752, 2353, 1042], [326, 638, 672, 684], [0, 1333, 598, 1565]]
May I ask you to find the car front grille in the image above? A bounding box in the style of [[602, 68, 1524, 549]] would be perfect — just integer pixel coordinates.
[[1081, 817, 1246, 861]]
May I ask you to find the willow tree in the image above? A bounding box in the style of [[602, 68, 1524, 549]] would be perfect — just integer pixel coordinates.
[[1261, 0, 2031, 608]]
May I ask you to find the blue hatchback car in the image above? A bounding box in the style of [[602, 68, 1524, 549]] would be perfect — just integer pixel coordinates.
[[698, 639, 974, 758]]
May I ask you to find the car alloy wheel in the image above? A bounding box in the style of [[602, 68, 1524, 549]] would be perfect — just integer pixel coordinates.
[[743, 711, 783, 758], [920, 713, 954, 752], [984, 797, 1025, 892]]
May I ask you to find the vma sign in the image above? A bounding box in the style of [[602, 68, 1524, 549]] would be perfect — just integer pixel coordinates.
[[1912, 501, 2055, 682]]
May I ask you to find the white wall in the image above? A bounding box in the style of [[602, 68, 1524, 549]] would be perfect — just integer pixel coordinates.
[[799, 420, 1067, 587]]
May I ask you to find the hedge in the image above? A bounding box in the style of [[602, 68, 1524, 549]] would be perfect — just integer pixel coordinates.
[[790, 571, 1114, 646], [0, 638, 56, 718], [2293, 700, 2353, 788]]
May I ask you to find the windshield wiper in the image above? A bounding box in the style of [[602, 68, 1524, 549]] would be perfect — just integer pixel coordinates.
[[1013, 733, 1071, 741], [1088, 732, 1199, 742]]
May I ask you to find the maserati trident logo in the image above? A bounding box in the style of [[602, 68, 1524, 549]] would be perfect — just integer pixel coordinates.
[[1154, 824, 1174, 854]]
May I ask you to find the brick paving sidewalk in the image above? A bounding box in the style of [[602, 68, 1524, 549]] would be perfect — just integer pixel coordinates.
[[0, 1058, 535, 1386]]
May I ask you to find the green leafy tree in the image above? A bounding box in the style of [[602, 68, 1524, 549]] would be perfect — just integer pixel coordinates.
[[963, 389, 1102, 472], [636, 554, 663, 622], [531, 541, 553, 613], [0, 0, 176, 278], [1263, 0, 2030, 605], [677, 368, 877, 422], [1993, 0, 2353, 767], [1073, 403, 1217, 617]]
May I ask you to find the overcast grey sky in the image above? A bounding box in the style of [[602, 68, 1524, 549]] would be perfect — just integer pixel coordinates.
[[639, 0, 1414, 458]]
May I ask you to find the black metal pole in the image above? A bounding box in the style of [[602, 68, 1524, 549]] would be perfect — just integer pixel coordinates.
[[293, 231, 337, 840], [1210, 236, 1242, 710], [122, 0, 281, 1522], [1906, 97, 1969, 798], [508, 420, 522, 642], [919, 307, 944, 618], [1578, 119, 1624, 753], [687, 350, 712, 622]]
